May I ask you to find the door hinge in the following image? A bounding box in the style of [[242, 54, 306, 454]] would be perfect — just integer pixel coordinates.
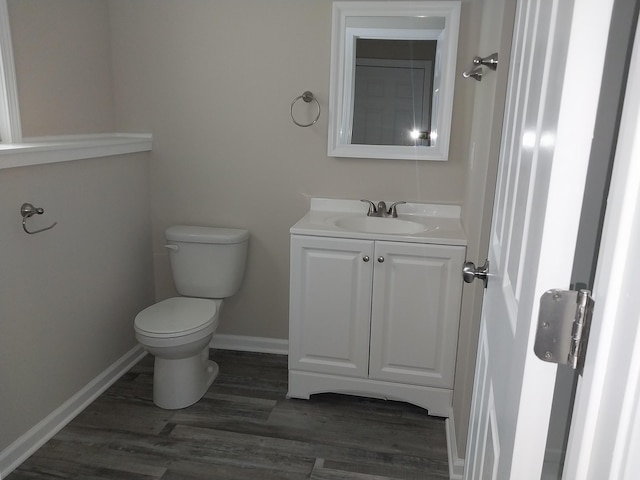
[[534, 289, 594, 375]]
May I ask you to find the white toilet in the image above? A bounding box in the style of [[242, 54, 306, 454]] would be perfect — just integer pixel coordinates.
[[134, 225, 249, 409]]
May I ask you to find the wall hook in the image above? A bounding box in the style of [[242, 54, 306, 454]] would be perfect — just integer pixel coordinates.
[[463, 53, 499, 82], [21, 202, 57, 234], [463, 65, 484, 82], [474, 52, 499, 70]]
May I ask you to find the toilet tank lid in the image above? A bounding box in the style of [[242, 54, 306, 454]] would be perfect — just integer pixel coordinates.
[[166, 225, 250, 244]]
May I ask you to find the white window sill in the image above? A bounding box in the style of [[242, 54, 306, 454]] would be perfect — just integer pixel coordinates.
[[0, 133, 152, 170]]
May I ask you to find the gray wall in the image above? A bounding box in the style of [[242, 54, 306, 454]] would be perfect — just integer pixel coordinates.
[[107, 0, 478, 338], [9, 0, 116, 136], [0, 0, 154, 453], [0, 154, 154, 452]]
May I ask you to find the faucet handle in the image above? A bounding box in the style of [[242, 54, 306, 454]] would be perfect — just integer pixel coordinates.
[[387, 201, 406, 218], [360, 199, 377, 216]]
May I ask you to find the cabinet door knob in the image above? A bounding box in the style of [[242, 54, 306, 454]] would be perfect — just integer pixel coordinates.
[[363, 255, 370, 262], [377, 256, 385, 263]]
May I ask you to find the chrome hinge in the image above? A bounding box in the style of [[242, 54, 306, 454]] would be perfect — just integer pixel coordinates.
[[534, 289, 594, 375]]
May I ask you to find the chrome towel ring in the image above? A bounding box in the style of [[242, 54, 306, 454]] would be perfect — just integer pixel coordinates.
[[290, 91, 320, 127], [21, 202, 57, 234]]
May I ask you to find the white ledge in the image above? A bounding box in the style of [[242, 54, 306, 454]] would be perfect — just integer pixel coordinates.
[[0, 133, 152, 170]]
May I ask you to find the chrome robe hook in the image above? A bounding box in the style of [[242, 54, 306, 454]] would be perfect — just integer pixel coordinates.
[[462, 53, 499, 82], [21, 202, 57, 234], [463, 65, 484, 81], [474, 52, 499, 70]]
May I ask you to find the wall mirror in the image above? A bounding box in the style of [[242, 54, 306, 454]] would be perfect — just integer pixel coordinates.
[[327, 1, 461, 161]]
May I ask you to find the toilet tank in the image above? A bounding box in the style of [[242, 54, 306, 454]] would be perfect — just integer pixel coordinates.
[[165, 225, 249, 298]]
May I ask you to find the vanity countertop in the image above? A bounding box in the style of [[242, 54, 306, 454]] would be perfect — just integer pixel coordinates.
[[290, 198, 467, 246]]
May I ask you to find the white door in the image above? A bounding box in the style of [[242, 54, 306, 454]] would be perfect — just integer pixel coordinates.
[[464, 0, 615, 478]]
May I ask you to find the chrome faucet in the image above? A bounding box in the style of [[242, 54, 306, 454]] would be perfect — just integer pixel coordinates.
[[361, 199, 378, 216], [360, 200, 406, 218], [387, 201, 406, 218]]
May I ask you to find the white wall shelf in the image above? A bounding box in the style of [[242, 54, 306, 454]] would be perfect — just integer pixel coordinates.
[[0, 133, 152, 170]]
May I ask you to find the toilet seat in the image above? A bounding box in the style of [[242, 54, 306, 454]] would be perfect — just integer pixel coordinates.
[[134, 297, 219, 338]]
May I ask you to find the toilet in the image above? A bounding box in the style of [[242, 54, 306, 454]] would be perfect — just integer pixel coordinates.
[[134, 225, 249, 409]]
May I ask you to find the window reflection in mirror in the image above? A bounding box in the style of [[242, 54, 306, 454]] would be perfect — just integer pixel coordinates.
[[352, 39, 436, 147]]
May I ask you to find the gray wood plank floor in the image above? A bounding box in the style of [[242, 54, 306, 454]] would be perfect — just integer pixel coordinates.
[[8, 350, 449, 479]]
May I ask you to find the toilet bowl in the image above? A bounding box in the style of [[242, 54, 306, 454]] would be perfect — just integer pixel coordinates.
[[134, 226, 249, 409], [135, 297, 222, 409]]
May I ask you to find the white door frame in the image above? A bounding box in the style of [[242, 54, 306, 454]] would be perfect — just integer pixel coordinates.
[[562, 15, 640, 478]]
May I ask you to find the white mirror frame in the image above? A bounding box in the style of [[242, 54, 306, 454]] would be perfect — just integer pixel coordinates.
[[327, 1, 461, 161]]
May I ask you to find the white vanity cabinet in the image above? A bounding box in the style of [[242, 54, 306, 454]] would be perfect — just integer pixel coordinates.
[[288, 233, 465, 416], [368, 240, 465, 389], [289, 236, 374, 378]]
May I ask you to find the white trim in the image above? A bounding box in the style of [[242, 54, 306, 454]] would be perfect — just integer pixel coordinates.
[[446, 408, 465, 479], [0, 345, 146, 478], [0, 0, 22, 143], [0, 133, 152, 170], [288, 370, 452, 417], [210, 334, 289, 355]]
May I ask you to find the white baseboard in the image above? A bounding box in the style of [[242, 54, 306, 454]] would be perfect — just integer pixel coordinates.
[[210, 334, 288, 355], [446, 408, 465, 479], [0, 345, 146, 479]]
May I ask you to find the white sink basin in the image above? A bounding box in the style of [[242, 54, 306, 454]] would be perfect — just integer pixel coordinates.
[[290, 199, 466, 245], [332, 216, 432, 235]]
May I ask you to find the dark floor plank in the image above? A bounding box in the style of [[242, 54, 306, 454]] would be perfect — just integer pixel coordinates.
[[315, 457, 449, 480], [8, 350, 449, 480], [8, 453, 162, 480], [266, 396, 447, 456], [14, 439, 167, 479]]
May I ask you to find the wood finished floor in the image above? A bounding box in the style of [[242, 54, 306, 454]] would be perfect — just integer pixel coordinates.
[[8, 350, 449, 479]]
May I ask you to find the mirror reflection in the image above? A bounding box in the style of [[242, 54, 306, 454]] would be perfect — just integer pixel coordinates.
[[352, 38, 436, 146]]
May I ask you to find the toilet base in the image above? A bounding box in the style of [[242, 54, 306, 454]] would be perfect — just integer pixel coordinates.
[[152, 347, 219, 409]]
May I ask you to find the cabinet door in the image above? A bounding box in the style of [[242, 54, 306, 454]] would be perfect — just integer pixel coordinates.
[[289, 235, 374, 378], [369, 241, 465, 388]]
